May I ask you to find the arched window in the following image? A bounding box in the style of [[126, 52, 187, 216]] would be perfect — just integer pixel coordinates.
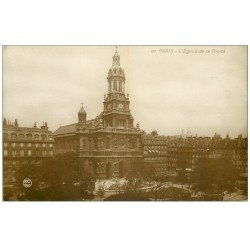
[[113, 80, 117, 91], [131, 139, 136, 149], [19, 134, 24, 140], [41, 134, 46, 140], [94, 138, 98, 149], [27, 133, 32, 140], [34, 134, 39, 140], [11, 133, 17, 140], [119, 81, 122, 92], [113, 138, 118, 148], [106, 138, 111, 149], [81, 138, 86, 146], [3, 133, 8, 140]]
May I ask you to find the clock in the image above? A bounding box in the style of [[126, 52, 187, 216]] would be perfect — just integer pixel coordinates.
[[118, 103, 124, 110]]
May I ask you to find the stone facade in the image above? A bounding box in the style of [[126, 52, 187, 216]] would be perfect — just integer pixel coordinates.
[[3, 119, 54, 188], [142, 132, 247, 177], [53, 49, 143, 179], [53, 49, 247, 180]]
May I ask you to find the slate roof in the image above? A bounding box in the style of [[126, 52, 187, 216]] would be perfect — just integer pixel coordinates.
[[142, 134, 247, 149], [53, 123, 78, 136], [53, 113, 104, 136]]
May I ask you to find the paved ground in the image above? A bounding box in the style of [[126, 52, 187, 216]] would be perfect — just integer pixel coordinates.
[[92, 179, 248, 201], [223, 190, 247, 201]]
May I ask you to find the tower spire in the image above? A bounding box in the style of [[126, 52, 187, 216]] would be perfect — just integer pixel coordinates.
[[103, 49, 133, 129], [112, 46, 120, 66], [107, 47, 125, 94], [78, 103, 87, 123]]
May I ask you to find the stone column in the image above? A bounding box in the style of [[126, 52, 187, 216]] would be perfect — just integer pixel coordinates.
[[122, 81, 125, 92]]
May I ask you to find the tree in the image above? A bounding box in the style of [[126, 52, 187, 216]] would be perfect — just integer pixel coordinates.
[[151, 130, 158, 136], [15, 153, 96, 201], [125, 159, 157, 193], [193, 158, 239, 193], [79, 169, 96, 200], [15, 161, 44, 198], [97, 185, 105, 201]]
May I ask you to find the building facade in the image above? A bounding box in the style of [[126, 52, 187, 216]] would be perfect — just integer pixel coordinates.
[[3, 118, 54, 191], [142, 132, 247, 177], [53, 49, 143, 179], [53, 49, 247, 180]]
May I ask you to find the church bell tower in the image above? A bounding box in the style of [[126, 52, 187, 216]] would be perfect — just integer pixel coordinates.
[[102, 47, 134, 129]]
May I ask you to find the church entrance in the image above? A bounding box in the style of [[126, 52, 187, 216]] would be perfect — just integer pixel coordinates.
[[118, 161, 125, 178], [106, 162, 112, 179], [92, 161, 98, 176]]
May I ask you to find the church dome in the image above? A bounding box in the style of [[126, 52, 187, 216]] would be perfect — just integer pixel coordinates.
[[108, 66, 125, 77], [108, 48, 125, 78], [78, 105, 86, 114], [78, 104, 87, 124]]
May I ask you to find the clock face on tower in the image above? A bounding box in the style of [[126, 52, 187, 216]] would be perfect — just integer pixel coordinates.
[[118, 103, 123, 110]]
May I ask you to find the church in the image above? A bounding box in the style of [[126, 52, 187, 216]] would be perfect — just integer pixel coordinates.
[[53, 48, 143, 179]]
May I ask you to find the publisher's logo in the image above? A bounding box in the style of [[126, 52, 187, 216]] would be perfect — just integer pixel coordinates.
[[23, 178, 32, 188]]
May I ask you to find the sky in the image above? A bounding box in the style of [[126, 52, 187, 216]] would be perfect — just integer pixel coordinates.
[[3, 46, 247, 138]]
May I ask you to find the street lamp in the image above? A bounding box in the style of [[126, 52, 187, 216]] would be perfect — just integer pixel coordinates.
[[187, 173, 190, 189], [115, 178, 118, 195]]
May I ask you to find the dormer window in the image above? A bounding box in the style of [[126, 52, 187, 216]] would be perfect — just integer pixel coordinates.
[[34, 134, 39, 140], [27, 133, 32, 140], [11, 133, 17, 140], [41, 134, 46, 140]]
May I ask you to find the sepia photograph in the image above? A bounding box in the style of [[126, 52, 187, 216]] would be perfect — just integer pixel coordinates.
[[1, 1, 250, 250], [2, 45, 248, 201]]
